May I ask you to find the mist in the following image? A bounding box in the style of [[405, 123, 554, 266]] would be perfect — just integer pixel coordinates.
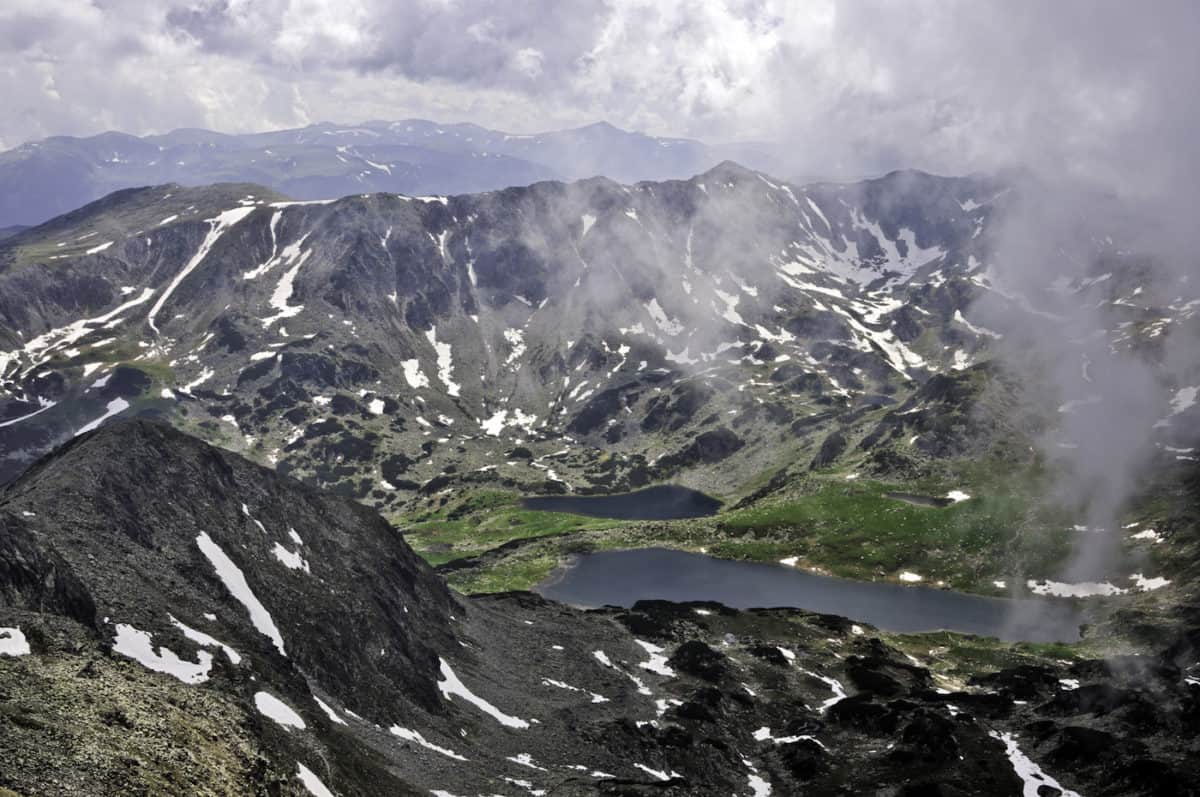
[[973, 179, 1199, 599]]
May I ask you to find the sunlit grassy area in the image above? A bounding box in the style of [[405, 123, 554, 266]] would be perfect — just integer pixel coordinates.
[[394, 490, 626, 566], [428, 462, 1090, 597], [714, 476, 1075, 589]]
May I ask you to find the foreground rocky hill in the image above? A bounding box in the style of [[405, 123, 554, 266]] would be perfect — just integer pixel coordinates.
[[2, 420, 1197, 796]]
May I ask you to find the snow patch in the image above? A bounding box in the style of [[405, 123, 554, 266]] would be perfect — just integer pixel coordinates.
[[149, 206, 254, 333], [0, 627, 31, 657], [633, 764, 679, 782], [1170, 386, 1198, 415], [75, 398, 129, 436], [1129, 573, 1170, 591], [255, 691, 305, 730], [503, 328, 526, 366], [196, 532, 286, 655], [260, 242, 313, 329], [644, 298, 684, 336], [272, 541, 310, 573], [315, 697, 347, 725], [542, 678, 609, 703], [1026, 579, 1125, 597], [390, 726, 468, 761], [437, 658, 530, 728], [747, 773, 772, 796], [170, 615, 241, 664], [634, 640, 676, 677], [990, 731, 1082, 797], [296, 763, 335, 797], [425, 328, 460, 396], [802, 669, 848, 711], [112, 624, 213, 684], [401, 359, 429, 389], [507, 753, 547, 771]]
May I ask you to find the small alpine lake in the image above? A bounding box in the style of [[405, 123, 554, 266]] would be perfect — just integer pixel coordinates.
[[536, 547, 1087, 643], [521, 484, 722, 520]]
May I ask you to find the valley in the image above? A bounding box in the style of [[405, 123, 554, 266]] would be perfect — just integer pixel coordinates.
[[2, 165, 1191, 604], [0, 161, 1196, 796], [3, 3, 1199, 794]]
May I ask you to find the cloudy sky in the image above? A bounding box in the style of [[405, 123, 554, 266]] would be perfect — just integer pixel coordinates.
[[2, 0, 1196, 182]]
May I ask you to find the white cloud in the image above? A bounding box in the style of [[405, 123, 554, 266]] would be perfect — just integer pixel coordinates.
[[0, 0, 1195, 192]]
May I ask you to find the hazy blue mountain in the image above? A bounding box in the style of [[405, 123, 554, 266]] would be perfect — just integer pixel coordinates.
[[0, 119, 777, 228]]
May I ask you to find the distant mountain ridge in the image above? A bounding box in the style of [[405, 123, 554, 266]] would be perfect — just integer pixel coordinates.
[[0, 119, 778, 228]]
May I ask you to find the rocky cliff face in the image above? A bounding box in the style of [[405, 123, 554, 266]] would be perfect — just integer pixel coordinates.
[[2, 420, 1196, 796]]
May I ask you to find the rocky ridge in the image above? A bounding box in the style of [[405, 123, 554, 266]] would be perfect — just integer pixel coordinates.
[[2, 420, 1197, 795]]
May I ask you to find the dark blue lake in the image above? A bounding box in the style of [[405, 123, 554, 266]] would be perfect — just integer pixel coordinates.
[[537, 548, 1086, 643], [522, 485, 722, 520]]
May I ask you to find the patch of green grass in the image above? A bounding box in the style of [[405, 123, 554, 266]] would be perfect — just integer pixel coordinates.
[[126, 359, 176, 386], [713, 475, 1074, 590], [446, 551, 562, 594], [394, 491, 626, 565]]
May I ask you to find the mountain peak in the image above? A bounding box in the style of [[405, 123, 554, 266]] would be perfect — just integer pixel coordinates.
[[574, 120, 620, 133], [697, 159, 760, 181]]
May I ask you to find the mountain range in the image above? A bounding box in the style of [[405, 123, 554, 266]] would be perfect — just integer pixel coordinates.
[[0, 119, 779, 229], [0, 164, 1012, 503], [1, 161, 1196, 585], [0, 155, 1198, 795]]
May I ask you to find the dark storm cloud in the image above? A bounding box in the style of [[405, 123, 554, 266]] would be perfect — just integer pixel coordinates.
[[161, 0, 610, 85], [165, 1, 253, 54]]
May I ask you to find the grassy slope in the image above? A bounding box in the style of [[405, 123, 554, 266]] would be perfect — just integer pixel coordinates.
[[392, 490, 625, 566], [417, 451, 1183, 604]]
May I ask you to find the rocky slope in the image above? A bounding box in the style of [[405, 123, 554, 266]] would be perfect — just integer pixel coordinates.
[[0, 165, 1013, 490], [2, 420, 1197, 796]]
